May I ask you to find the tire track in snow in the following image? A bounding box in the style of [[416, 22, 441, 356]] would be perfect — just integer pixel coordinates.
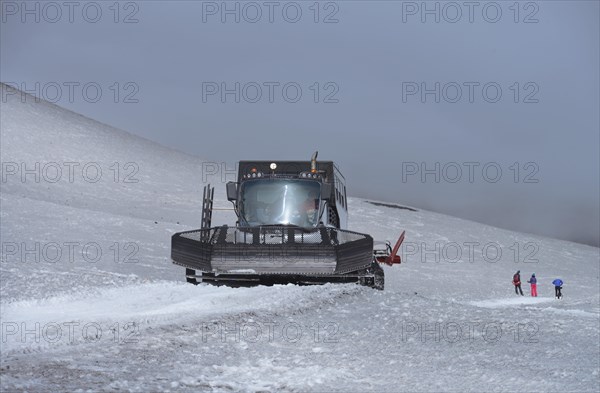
[[1, 281, 362, 355]]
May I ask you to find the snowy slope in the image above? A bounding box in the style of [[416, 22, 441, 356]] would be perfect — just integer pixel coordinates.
[[1, 83, 599, 392]]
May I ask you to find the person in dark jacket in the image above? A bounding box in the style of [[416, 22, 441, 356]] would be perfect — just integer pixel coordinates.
[[552, 278, 563, 299], [527, 273, 537, 297], [513, 270, 523, 296]]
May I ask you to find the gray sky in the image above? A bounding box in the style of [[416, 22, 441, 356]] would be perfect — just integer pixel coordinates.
[[1, 0, 599, 246]]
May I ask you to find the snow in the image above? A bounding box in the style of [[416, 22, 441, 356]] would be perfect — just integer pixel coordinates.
[[1, 83, 599, 392], [469, 297, 556, 308]]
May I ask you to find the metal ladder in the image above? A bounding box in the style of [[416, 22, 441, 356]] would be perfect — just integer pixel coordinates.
[[186, 184, 214, 284]]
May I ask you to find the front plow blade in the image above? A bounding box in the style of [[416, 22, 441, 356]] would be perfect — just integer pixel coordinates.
[[171, 225, 374, 276]]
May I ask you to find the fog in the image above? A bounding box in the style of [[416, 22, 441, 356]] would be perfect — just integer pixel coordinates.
[[1, 1, 598, 246]]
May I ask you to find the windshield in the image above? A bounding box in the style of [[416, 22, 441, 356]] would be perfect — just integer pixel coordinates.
[[239, 179, 321, 227]]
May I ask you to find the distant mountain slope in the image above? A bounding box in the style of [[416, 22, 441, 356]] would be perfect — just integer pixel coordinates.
[[1, 82, 222, 224]]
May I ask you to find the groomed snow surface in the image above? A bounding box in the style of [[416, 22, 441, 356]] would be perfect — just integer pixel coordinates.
[[1, 84, 599, 392]]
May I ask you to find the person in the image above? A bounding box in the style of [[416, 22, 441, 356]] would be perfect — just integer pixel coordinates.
[[302, 190, 319, 212], [513, 270, 524, 296], [552, 278, 563, 299], [527, 273, 537, 297], [301, 190, 319, 225]]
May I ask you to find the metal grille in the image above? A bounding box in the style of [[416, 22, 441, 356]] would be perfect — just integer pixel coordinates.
[[181, 226, 367, 245], [172, 226, 373, 275]]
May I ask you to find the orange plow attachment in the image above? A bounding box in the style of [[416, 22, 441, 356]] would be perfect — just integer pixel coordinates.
[[375, 230, 406, 266]]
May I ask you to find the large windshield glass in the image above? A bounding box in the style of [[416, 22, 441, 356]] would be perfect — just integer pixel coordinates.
[[239, 179, 321, 227]]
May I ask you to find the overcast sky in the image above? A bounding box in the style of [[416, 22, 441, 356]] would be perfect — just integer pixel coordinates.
[[1, 0, 599, 246]]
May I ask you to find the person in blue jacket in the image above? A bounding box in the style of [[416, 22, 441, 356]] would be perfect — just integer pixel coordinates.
[[552, 278, 563, 299]]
